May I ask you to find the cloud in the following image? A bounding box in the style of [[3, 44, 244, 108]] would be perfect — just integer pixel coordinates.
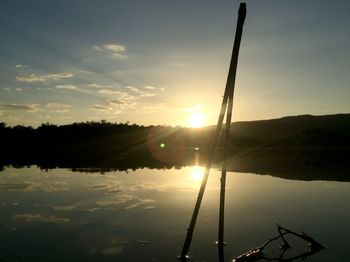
[[52, 205, 76, 211], [96, 194, 135, 207], [97, 89, 136, 101], [93, 44, 126, 57], [16, 74, 46, 82], [143, 205, 156, 209], [88, 83, 106, 88], [90, 182, 125, 194], [91, 182, 156, 209], [55, 85, 79, 91], [126, 85, 144, 94], [103, 44, 126, 52], [13, 213, 70, 223], [16, 88, 23, 92], [0, 103, 41, 112], [140, 93, 156, 97], [85, 207, 102, 212], [46, 103, 71, 113], [125, 198, 155, 210], [107, 99, 124, 105], [16, 72, 73, 82], [43, 182, 70, 192], [90, 104, 119, 113], [0, 183, 31, 190], [93, 46, 104, 51], [125, 85, 158, 97], [95, 192, 155, 210], [97, 89, 125, 95], [144, 86, 157, 90], [23, 181, 70, 192]]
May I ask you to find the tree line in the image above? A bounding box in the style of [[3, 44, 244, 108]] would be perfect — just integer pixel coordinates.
[[1, 114, 349, 168]]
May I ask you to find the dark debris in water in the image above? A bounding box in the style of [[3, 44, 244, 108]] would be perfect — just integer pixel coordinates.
[[232, 224, 325, 262]]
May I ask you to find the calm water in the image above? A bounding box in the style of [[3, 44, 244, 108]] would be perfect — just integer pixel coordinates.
[[0, 166, 349, 261]]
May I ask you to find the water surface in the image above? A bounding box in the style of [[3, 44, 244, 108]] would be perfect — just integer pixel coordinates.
[[0, 166, 349, 261]]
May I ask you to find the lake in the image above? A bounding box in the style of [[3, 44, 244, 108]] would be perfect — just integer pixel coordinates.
[[0, 165, 349, 261]]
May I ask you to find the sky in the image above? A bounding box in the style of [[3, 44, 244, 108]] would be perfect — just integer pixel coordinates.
[[1, 0, 350, 127]]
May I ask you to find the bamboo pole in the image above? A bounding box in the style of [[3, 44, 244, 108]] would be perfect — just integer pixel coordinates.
[[179, 3, 246, 261], [218, 3, 246, 262]]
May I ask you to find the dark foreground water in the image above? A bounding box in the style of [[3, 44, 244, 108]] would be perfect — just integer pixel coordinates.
[[0, 166, 349, 261]]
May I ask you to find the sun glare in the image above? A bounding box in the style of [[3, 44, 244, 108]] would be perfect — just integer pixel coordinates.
[[188, 113, 206, 128], [191, 166, 204, 182]]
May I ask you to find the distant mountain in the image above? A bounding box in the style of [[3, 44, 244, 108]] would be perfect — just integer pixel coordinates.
[[232, 113, 350, 137], [216, 113, 350, 148]]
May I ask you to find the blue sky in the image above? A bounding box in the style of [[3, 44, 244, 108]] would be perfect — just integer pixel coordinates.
[[1, 0, 349, 127]]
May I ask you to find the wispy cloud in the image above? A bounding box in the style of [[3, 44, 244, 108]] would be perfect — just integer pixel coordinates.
[[52, 205, 76, 211], [126, 85, 144, 94], [90, 104, 121, 114], [55, 84, 79, 91], [15, 64, 26, 69], [22, 181, 70, 192], [90, 99, 137, 113], [0, 183, 31, 190], [97, 89, 137, 101], [88, 83, 106, 88], [13, 213, 70, 223], [42, 182, 70, 192], [97, 89, 127, 96], [16, 72, 73, 82], [103, 44, 126, 53], [93, 44, 126, 58], [46, 103, 71, 113], [144, 85, 157, 90], [0, 103, 41, 112], [107, 99, 124, 105], [126, 85, 159, 97], [140, 93, 156, 97]]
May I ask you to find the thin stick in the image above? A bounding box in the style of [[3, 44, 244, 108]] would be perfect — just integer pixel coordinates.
[[179, 3, 247, 261], [218, 3, 247, 262]]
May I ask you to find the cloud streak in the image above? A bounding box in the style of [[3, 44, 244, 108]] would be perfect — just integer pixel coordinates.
[[13, 213, 70, 223], [46, 103, 71, 113], [93, 43, 126, 58], [16, 72, 73, 82], [52, 205, 76, 211], [55, 85, 79, 91], [0, 103, 41, 112]]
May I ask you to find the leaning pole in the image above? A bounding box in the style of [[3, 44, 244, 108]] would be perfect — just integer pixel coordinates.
[[179, 3, 247, 261]]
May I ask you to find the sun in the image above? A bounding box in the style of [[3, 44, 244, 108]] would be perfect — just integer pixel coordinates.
[[191, 166, 204, 182], [188, 113, 206, 128]]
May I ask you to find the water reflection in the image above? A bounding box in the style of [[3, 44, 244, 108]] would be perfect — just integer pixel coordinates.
[[2, 149, 349, 182], [0, 166, 349, 261]]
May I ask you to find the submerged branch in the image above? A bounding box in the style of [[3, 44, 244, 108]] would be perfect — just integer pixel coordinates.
[[232, 224, 325, 262]]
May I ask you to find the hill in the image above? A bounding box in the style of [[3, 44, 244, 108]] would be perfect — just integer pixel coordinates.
[[226, 113, 350, 148]]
